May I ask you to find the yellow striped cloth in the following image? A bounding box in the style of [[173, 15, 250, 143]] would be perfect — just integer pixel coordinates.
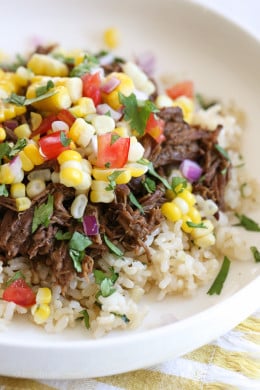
[[0, 310, 259, 390]]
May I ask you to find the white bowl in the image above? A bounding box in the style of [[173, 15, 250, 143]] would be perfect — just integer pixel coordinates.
[[0, 0, 259, 379]]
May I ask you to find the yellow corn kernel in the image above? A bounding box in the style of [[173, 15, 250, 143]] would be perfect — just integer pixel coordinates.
[[55, 77, 82, 103], [0, 163, 14, 184], [15, 197, 32, 211], [128, 137, 144, 162], [161, 202, 182, 222], [173, 197, 189, 214], [181, 215, 193, 233], [31, 303, 51, 324], [0, 127, 6, 141], [155, 94, 174, 109], [102, 72, 134, 110], [2, 103, 16, 120], [14, 123, 31, 139], [190, 219, 214, 239], [165, 189, 175, 200], [23, 143, 45, 165], [19, 151, 34, 171], [188, 207, 202, 224], [57, 150, 82, 165], [15, 66, 33, 87], [178, 189, 196, 207], [92, 168, 131, 184], [90, 190, 115, 203], [69, 97, 96, 118], [10, 183, 26, 198], [26, 179, 46, 199], [126, 163, 148, 177], [30, 112, 42, 131], [36, 287, 52, 305], [71, 194, 88, 219], [75, 171, 92, 192], [172, 96, 194, 124], [27, 53, 69, 77], [68, 117, 95, 146], [103, 27, 120, 49], [60, 167, 83, 187], [114, 126, 129, 137], [26, 85, 71, 112], [194, 232, 216, 248], [14, 105, 27, 117]]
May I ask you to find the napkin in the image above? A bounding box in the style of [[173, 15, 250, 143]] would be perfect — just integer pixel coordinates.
[[0, 309, 259, 390]]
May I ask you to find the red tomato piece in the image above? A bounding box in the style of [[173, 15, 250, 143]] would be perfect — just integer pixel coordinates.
[[38, 131, 70, 160], [82, 72, 102, 106], [145, 113, 165, 143], [166, 80, 194, 100], [30, 113, 57, 137], [3, 278, 36, 307], [96, 132, 130, 168], [56, 109, 76, 127]]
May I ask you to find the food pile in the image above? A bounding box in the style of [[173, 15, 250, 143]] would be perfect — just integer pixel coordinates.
[[0, 42, 258, 334]]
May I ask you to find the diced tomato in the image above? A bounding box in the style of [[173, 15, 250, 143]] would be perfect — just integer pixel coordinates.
[[96, 132, 130, 168], [56, 109, 76, 127], [30, 113, 57, 137], [3, 278, 36, 307], [38, 131, 71, 160], [145, 113, 165, 143], [166, 80, 194, 100], [82, 72, 102, 106]]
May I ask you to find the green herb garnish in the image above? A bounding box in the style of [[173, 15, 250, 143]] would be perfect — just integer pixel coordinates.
[[32, 194, 54, 233], [94, 267, 119, 298], [207, 256, 231, 295], [119, 92, 158, 136], [234, 213, 260, 232], [0, 54, 26, 72], [143, 177, 156, 193], [51, 53, 75, 65], [196, 93, 218, 110], [79, 309, 90, 329], [171, 177, 187, 195], [111, 312, 130, 323], [35, 80, 54, 97], [111, 134, 120, 145], [69, 231, 92, 272], [128, 192, 144, 214], [105, 170, 124, 191], [215, 144, 230, 161], [138, 159, 171, 190], [104, 234, 123, 257], [60, 131, 71, 146], [8, 138, 27, 157], [55, 230, 72, 240], [6, 89, 57, 106], [187, 221, 207, 229], [0, 184, 8, 197], [6, 271, 25, 287], [104, 162, 111, 168], [70, 54, 99, 77], [250, 246, 260, 262]]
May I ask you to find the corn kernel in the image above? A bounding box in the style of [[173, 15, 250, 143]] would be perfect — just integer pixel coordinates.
[[57, 150, 82, 165], [30, 112, 42, 131], [172, 96, 194, 124], [26, 179, 46, 199], [28, 169, 51, 182], [69, 97, 96, 118], [178, 189, 196, 207], [165, 189, 175, 200], [75, 172, 92, 192], [14, 105, 26, 117], [92, 115, 115, 135], [55, 77, 83, 103], [188, 207, 202, 224], [173, 197, 189, 215], [161, 202, 182, 222], [60, 167, 83, 187], [190, 219, 214, 239], [102, 72, 134, 110], [2, 103, 16, 120], [27, 53, 69, 77], [16, 197, 32, 211], [31, 303, 51, 324], [15, 66, 33, 87], [104, 27, 120, 49], [92, 168, 131, 184], [69, 118, 95, 147], [0, 127, 6, 141], [122, 62, 156, 96], [155, 94, 173, 109], [128, 137, 145, 162], [23, 143, 45, 165], [71, 194, 88, 219], [114, 126, 129, 137], [10, 183, 26, 198], [181, 215, 193, 233], [90, 190, 115, 203], [126, 163, 148, 177], [19, 151, 34, 171], [91, 180, 109, 191], [194, 232, 216, 248], [0, 163, 14, 184], [14, 124, 31, 139], [36, 287, 52, 305], [26, 84, 71, 112]]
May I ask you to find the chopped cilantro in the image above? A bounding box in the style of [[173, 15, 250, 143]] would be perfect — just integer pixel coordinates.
[[69, 231, 92, 272], [93, 267, 118, 298], [51, 53, 75, 65], [5, 89, 57, 106], [221, 167, 228, 175], [0, 54, 26, 72], [171, 177, 187, 195], [215, 144, 230, 161], [55, 230, 72, 240], [35, 80, 54, 97], [143, 177, 156, 193], [111, 133, 120, 145], [111, 312, 130, 323], [187, 221, 207, 229], [250, 246, 260, 262], [70, 54, 99, 77], [104, 234, 123, 257], [119, 92, 158, 136], [138, 159, 171, 190], [105, 162, 111, 168], [60, 131, 71, 146], [0, 184, 8, 197], [79, 309, 90, 329], [196, 93, 218, 110], [32, 194, 54, 233], [6, 270, 25, 287], [207, 256, 231, 295], [234, 213, 260, 232], [0, 143, 11, 161], [8, 138, 27, 158], [105, 170, 124, 191], [128, 192, 144, 214]]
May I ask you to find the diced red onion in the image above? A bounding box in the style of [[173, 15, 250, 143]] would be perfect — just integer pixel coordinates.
[[179, 159, 202, 182], [135, 51, 156, 77], [83, 215, 99, 236], [51, 120, 69, 132], [3, 120, 18, 130], [96, 104, 123, 121], [101, 77, 120, 94], [99, 53, 114, 66], [9, 155, 23, 178]]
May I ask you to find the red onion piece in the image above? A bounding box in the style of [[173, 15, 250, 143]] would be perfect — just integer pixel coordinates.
[[83, 215, 99, 236], [9, 155, 22, 177], [179, 159, 202, 182], [135, 51, 156, 77], [101, 77, 120, 94], [3, 120, 18, 130], [96, 104, 123, 121], [99, 53, 114, 66]]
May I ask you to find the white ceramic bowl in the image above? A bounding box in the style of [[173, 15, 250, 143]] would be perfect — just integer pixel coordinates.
[[0, 0, 259, 379]]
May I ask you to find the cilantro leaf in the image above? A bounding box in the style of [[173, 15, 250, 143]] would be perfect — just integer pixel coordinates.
[[138, 159, 171, 190], [5, 89, 57, 106], [196, 93, 218, 110], [69, 232, 92, 272], [105, 170, 125, 191], [111, 312, 130, 323], [79, 309, 90, 329], [8, 138, 27, 158], [119, 92, 158, 136], [100, 278, 116, 297], [187, 221, 207, 229], [0, 54, 26, 72], [171, 177, 187, 195], [250, 246, 260, 262], [234, 213, 260, 232], [55, 230, 72, 240], [60, 131, 71, 146], [6, 270, 26, 287], [0, 143, 11, 161], [128, 192, 144, 214], [207, 256, 231, 295], [0, 184, 8, 197], [143, 177, 156, 193], [104, 234, 123, 257], [70, 54, 99, 77], [51, 53, 75, 65], [215, 144, 230, 161], [93, 268, 118, 298], [35, 80, 54, 97], [111, 134, 120, 145], [32, 194, 54, 233]]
